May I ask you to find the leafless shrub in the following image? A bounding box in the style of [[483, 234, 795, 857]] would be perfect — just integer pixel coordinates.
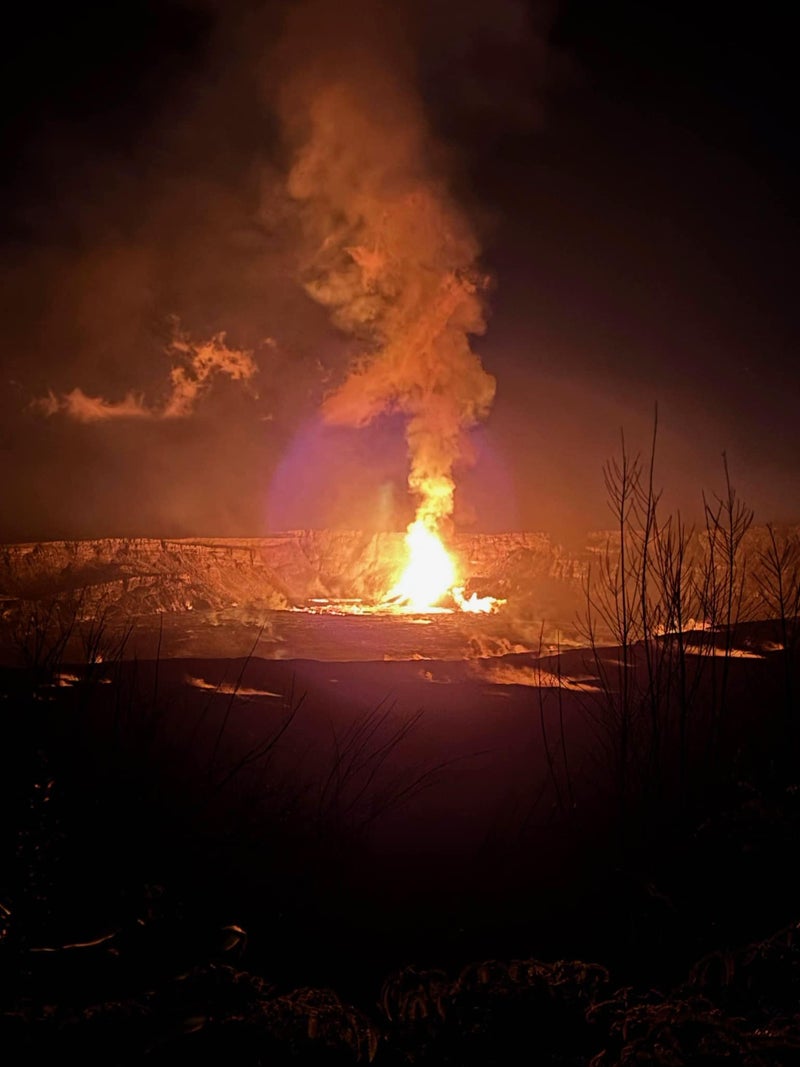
[[578, 416, 777, 839], [256, 986, 379, 1062], [7, 590, 131, 687], [755, 524, 800, 725], [701, 455, 755, 767], [587, 990, 800, 1065]]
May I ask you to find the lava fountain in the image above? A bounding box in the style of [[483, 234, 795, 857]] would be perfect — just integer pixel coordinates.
[[385, 518, 503, 615], [385, 519, 456, 611]]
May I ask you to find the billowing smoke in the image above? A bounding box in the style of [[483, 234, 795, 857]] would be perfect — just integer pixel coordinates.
[[32, 325, 259, 422], [276, 0, 496, 533], [3, 0, 556, 541]]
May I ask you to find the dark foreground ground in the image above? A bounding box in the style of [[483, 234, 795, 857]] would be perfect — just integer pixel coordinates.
[[2, 615, 800, 1063]]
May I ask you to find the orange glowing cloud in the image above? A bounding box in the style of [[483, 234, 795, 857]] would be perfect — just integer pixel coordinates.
[[32, 327, 259, 423]]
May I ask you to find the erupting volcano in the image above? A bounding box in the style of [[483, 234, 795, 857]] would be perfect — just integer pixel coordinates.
[[278, 0, 501, 611]]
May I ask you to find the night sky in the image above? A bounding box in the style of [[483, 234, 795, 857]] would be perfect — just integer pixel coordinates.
[[1, 1, 797, 543]]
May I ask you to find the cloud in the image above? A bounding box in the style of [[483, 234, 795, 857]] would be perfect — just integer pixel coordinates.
[[33, 326, 260, 423], [31, 388, 152, 422]]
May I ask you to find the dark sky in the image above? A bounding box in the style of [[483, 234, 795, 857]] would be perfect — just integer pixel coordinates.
[[0, 1, 797, 543]]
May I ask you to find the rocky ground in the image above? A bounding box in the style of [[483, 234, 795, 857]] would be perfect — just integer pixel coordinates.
[[0, 530, 585, 616], [1, 525, 796, 666], [0, 531, 592, 664]]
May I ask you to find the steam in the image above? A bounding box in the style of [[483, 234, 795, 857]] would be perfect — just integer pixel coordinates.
[[33, 326, 259, 423], [278, 0, 496, 532]]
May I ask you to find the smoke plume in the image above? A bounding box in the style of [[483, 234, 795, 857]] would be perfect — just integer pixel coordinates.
[[277, 0, 496, 532], [33, 325, 259, 423], [3, 0, 557, 541]]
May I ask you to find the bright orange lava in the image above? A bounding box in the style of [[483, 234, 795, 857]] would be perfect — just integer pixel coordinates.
[[386, 520, 456, 611], [385, 521, 504, 614]]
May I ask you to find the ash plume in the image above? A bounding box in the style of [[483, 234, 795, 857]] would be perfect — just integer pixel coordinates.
[[32, 326, 259, 423], [276, 0, 497, 532]]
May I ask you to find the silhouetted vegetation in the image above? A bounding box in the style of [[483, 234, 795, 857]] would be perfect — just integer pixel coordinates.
[[2, 436, 800, 1062]]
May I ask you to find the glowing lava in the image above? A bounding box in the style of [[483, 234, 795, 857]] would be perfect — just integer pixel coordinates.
[[452, 588, 502, 614], [383, 520, 505, 614], [386, 520, 457, 611], [295, 521, 506, 616]]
